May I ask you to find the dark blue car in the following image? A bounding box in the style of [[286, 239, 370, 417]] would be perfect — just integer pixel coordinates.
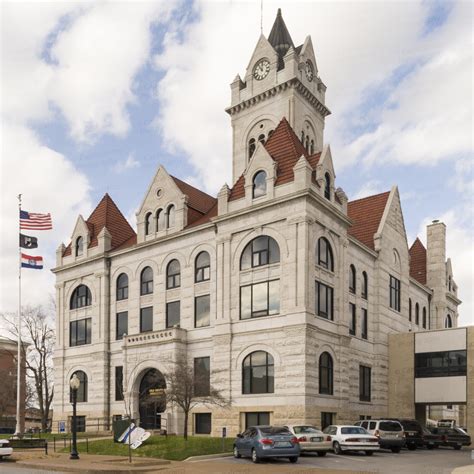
[[233, 425, 300, 463]]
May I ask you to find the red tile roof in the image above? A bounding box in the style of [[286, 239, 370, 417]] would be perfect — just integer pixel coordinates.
[[409, 238, 427, 285], [63, 193, 136, 256], [229, 117, 321, 201], [347, 191, 390, 250]]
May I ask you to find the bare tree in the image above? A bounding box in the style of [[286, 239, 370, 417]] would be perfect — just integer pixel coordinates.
[[163, 355, 228, 440], [1, 305, 55, 432]]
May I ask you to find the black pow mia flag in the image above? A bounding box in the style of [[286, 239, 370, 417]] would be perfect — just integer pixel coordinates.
[[20, 233, 38, 249]]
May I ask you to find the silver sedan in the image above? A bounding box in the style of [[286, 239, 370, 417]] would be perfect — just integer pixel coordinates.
[[285, 425, 332, 456]]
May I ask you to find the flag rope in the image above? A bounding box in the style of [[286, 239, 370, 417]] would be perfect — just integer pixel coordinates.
[[15, 193, 22, 437]]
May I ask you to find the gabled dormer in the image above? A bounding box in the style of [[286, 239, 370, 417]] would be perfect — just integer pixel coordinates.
[[316, 145, 336, 202], [70, 215, 90, 261]]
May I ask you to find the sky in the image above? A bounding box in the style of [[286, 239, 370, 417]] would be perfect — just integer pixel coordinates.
[[1, 0, 472, 326]]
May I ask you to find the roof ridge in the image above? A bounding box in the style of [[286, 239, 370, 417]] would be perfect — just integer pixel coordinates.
[[170, 175, 216, 201], [348, 190, 391, 204], [409, 237, 426, 251]]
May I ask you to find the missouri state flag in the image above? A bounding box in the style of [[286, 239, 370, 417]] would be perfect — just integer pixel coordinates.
[[21, 253, 44, 270]]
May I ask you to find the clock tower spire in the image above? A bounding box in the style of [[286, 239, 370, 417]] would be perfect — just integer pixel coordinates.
[[226, 8, 331, 183]]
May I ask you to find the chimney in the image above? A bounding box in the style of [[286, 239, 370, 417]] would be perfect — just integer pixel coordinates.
[[426, 220, 446, 294]]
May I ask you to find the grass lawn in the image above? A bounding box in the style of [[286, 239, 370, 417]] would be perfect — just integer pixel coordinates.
[[61, 436, 234, 461]]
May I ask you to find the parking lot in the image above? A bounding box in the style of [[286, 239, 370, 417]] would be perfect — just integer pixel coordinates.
[[204, 447, 474, 473]]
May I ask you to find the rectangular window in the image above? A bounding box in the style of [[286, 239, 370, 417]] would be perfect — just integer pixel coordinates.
[[69, 318, 92, 346], [349, 303, 356, 335], [240, 280, 280, 320], [70, 416, 86, 433], [245, 412, 270, 429], [361, 308, 368, 339], [115, 366, 124, 401], [116, 312, 128, 340], [359, 415, 372, 420], [140, 307, 153, 333], [315, 281, 334, 320], [389, 275, 401, 311], [359, 365, 372, 402], [166, 301, 180, 328], [194, 357, 210, 396], [195, 295, 210, 328], [415, 350, 467, 378], [321, 412, 335, 430], [195, 413, 211, 434]]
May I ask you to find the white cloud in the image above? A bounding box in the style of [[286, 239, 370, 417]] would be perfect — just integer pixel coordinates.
[[352, 180, 385, 200], [114, 153, 140, 174]]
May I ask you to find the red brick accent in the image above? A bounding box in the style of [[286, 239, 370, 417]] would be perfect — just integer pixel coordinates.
[[409, 238, 427, 285]]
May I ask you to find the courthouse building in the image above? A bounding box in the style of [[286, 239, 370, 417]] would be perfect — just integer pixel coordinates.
[[52, 10, 462, 435]]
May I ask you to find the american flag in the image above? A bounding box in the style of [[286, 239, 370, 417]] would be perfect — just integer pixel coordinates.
[[20, 210, 52, 230]]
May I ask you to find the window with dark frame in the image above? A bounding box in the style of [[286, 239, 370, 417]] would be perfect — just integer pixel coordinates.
[[317, 237, 334, 271], [415, 350, 466, 378], [389, 275, 401, 311], [445, 314, 453, 328], [70, 284, 92, 309], [74, 416, 86, 432], [195, 251, 210, 283], [245, 412, 270, 428], [321, 412, 334, 430], [115, 366, 124, 401], [140, 307, 153, 333], [70, 371, 88, 403], [75, 236, 83, 257], [349, 265, 356, 293], [362, 308, 368, 339], [248, 138, 256, 159], [166, 259, 181, 289], [194, 357, 210, 396], [242, 351, 274, 394], [69, 318, 92, 346], [409, 298, 412, 322], [315, 281, 334, 320], [166, 204, 175, 228], [415, 303, 420, 325], [362, 271, 368, 299], [140, 267, 153, 295], [145, 212, 152, 235], [195, 413, 211, 434], [349, 303, 356, 335], [422, 307, 427, 329], [359, 365, 371, 402], [116, 311, 128, 340], [116, 273, 129, 300], [240, 280, 279, 320], [195, 295, 210, 328], [166, 301, 180, 328], [319, 352, 333, 395], [156, 209, 166, 232], [324, 173, 331, 200], [240, 236, 280, 270], [252, 170, 267, 198]]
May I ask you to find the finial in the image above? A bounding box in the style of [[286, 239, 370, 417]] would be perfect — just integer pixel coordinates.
[[277, 8, 282, 16]]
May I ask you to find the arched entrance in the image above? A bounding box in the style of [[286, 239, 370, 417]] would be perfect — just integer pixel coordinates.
[[138, 369, 166, 430]]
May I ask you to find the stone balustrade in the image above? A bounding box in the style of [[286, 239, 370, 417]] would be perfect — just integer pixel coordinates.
[[124, 327, 186, 347]]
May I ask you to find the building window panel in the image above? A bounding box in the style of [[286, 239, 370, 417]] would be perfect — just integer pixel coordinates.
[[140, 267, 153, 295], [409, 299, 412, 322], [317, 237, 334, 271], [240, 280, 279, 320], [70, 284, 92, 309], [115, 366, 124, 401], [415, 350, 466, 378], [140, 307, 153, 333], [166, 259, 181, 289], [242, 351, 274, 394], [70, 371, 88, 403], [315, 281, 334, 320], [116, 311, 128, 340], [362, 308, 368, 340], [349, 303, 356, 336], [245, 412, 270, 429], [389, 275, 401, 311], [195, 413, 211, 434], [359, 365, 371, 402], [70, 318, 92, 346], [319, 352, 333, 395], [195, 251, 211, 283], [252, 171, 267, 198], [116, 273, 129, 301], [240, 236, 280, 270], [321, 412, 334, 430], [194, 357, 210, 396], [195, 295, 210, 328], [166, 301, 180, 328], [362, 272, 368, 299]]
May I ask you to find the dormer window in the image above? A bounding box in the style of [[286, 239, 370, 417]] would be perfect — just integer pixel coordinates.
[[156, 209, 165, 232], [258, 134, 265, 145], [75, 236, 83, 257], [166, 205, 175, 229], [248, 138, 256, 160], [324, 173, 331, 200], [252, 171, 267, 198], [310, 140, 314, 154], [145, 212, 152, 235]]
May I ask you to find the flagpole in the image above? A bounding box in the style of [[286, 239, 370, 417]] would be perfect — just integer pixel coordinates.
[[15, 194, 22, 437]]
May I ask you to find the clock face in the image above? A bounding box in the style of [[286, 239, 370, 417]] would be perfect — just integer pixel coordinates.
[[253, 59, 270, 80], [305, 60, 314, 82]]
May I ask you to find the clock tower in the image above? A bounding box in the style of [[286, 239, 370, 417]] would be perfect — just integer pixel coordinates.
[[226, 8, 331, 183]]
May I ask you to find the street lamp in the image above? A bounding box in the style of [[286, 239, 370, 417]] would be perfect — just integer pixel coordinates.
[[69, 374, 80, 460]]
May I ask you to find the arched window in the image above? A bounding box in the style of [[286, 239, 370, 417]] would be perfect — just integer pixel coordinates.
[[242, 351, 274, 394], [258, 134, 265, 144], [140, 266, 153, 295], [448, 276, 452, 291], [75, 236, 83, 257], [301, 131, 305, 144], [166, 259, 181, 289], [319, 352, 333, 395], [422, 307, 427, 329], [166, 205, 175, 229], [445, 314, 453, 328], [324, 173, 331, 200], [70, 285, 92, 310], [317, 237, 334, 271], [349, 265, 356, 294], [70, 371, 88, 403], [156, 209, 166, 232], [240, 236, 280, 270], [409, 299, 412, 322], [268, 129, 274, 138], [195, 251, 210, 283], [310, 139, 314, 154], [248, 138, 256, 159], [145, 212, 153, 236], [252, 170, 267, 198], [305, 135, 309, 152], [116, 273, 129, 301], [362, 271, 368, 299], [415, 303, 419, 325]]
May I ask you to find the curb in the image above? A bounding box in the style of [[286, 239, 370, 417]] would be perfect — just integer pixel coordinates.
[[185, 452, 233, 462]]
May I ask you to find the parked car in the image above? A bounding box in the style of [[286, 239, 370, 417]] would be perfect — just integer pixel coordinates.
[[386, 418, 424, 450], [0, 439, 13, 460], [422, 426, 443, 449], [233, 426, 300, 463], [285, 425, 332, 456], [354, 419, 405, 453], [323, 425, 380, 455], [429, 427, 471, 450]]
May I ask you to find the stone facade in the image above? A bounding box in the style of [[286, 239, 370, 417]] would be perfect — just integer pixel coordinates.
[[52, 10, 461, 436]]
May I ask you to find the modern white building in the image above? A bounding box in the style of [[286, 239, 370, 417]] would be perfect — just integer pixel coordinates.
[[52, 9, 461, 436]]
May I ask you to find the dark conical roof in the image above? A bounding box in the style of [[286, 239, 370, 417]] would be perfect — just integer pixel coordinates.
[[268, 8, 294, 62]]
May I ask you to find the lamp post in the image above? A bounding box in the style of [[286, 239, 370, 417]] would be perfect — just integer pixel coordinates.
[[69, 374, 80, 460]]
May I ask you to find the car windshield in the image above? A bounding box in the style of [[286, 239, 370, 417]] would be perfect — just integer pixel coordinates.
[[455, 428, 467, 435], [293, 426, 320, 434], [341, 427, 368, 435], [259, 427, 291, 435], [379, 422, 402, 431]]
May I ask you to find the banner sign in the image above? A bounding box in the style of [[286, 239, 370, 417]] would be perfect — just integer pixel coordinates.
[[118, 423, 151, 450]]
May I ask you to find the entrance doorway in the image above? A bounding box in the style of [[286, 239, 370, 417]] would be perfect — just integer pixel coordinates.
[[138, 369, 166, 430]]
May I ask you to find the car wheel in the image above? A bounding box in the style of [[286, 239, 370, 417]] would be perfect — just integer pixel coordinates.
[[333, 441, 342, 455], [407, 444, 417, 450], [233, 446, 241, 458], [289, 457, 298, 463], [427, 444, 434, 450], [251, 449, 260, 464], [391, 447, 401, 453], [317, 451, 327, 457], [454, 445, 462, 450], [365, 451, 374, 456]]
